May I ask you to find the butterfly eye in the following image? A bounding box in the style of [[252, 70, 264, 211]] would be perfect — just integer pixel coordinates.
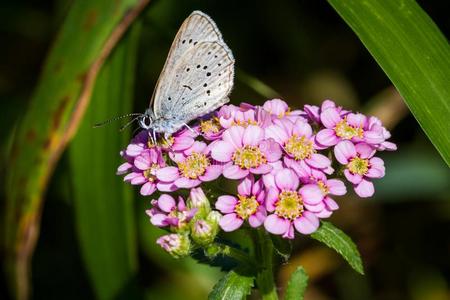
[[144, 116, 151, 126]]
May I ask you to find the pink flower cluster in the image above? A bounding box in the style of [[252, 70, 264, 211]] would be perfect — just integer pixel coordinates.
[[118, 99, 396, 240]]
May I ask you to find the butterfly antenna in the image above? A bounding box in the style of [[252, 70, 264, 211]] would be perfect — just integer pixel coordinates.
[[93, 113, 142, 128], [119, 115, 142, 131]]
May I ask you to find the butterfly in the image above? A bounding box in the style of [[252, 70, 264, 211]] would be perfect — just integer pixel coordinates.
[[138, 10, 235, 142]]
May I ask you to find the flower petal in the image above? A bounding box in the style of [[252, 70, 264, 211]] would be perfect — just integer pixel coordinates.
[[346, 113, 367, 128], [275, 168, 299, 190], [130, 175, 147, 185], [172, 136, 194, 151], [248, 207, 266, 228], [265, 188, 279, 212], [264, 214, 290, 235], [237, 175, 254, 196], [222, 126, 244, 149], [355, 143, 375, 159], [293, 211, 319, 234], [156, 181, 177, 192], [200, 165, 222, 181], [344, 169, 363, 184], [134, 154, 150, 170], [156, 166, 179, 182], [334, 141, 356, 164], [250, 164, 272, 174], [316, 129, 339, 146], [140, 182, 156, 196], [216, 195, 238, 213], [354, 179, 374, 198], [307, 153, 331, 169], [300, 184, 323, 205], [243, 125, 264, 146], [174, 177, 200, 188], [292, 120, 313, 138], [211, 141, 235, 162], [260, 140, 282, 162], [219, 213, 244, 232], [366, 157, 385, 178], [157, 194, 176, 212], [223, 164, 249, 180], [326, 179, 347, 196], [320, 108, 341, 128], [150, 214, 168, 227], [265, 124, 289, 144], [324, 196, 339, 210], [117, 162, 132, 175]]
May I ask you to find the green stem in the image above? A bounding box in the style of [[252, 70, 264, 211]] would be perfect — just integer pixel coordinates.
[[254, 229, 278, 300], [221, 244, 257, 268]]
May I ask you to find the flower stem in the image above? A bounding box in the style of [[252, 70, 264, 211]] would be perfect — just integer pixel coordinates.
[[254, 229, 278, 300]]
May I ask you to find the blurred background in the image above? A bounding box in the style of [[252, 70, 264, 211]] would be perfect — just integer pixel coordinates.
[[0, 0, 449, 299]]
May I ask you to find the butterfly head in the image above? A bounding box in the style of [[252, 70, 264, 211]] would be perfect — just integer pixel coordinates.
[[139, 108, 155, 130]]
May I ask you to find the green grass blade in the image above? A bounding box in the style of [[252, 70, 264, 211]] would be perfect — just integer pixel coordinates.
[[327, 0, 450, 165], [3, 0, 150, 298], [68, 22, 141, 300]]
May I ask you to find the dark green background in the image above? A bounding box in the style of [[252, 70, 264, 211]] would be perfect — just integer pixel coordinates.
[[1, 0, 449, 299]]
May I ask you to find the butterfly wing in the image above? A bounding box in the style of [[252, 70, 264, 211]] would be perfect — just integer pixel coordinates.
[[156, 41, 234, 124], [151, 11, 231, 118]]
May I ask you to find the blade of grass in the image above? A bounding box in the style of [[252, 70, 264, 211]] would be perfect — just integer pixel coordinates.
[[3, 1, 150, 299], [68, 22, 141, 300], [327, 0, 450, 165]]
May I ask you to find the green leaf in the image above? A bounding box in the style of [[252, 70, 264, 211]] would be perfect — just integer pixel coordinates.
[[68, 22, 141, 299], [208, 269, 254, 300], [3, 1, 149, 298], [285, 267, 308, 300], [311, 221, 364, 275], [327, 0, 450, 165]]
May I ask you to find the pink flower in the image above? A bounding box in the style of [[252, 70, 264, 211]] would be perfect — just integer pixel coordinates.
[[316, 107, 386, 147], [156, 141, 222, 189], [265, 118, 333, 175], [217, 104, 257, 129], [122, 147, 168, 196], [146, 194, 197, 229], [303, 99, 342, 124], [262, 99, 304, 122], [216, 175, 266, 231], [264, 168, 323, 238], [365, 116, 397, 151], [334, 141, 385, 198], [314, 177, 346, 218], [162, 127, 197, 151], [211, 125, 282, 179], [195, 114, 224, 141]]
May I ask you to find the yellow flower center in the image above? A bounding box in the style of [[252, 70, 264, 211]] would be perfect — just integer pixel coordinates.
[[234, 195, 259, 220], [285, 134, 315, 160], [178, 152, 210, 179], [232, 145, 267, 169], [317, 180, 329, 194], [200, 117, 221, 134], [148, 136, 174, 149], [231, 119, 257, 128], [275, 190, 304, 220], [347, 157, 369, 175], [143, 163, 160, 182], [334, 118, 364, 140]]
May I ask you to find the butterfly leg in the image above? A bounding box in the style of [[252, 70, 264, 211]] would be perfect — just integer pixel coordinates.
[[183, 123, 196, 134]]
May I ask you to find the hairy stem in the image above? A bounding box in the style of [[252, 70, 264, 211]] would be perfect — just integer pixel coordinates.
[[254, 229, 278, 300]]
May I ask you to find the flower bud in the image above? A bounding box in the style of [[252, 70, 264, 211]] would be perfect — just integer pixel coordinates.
[[191, 211, 221, 246], [156, 233, 191, 258], [189, 187, 211, 216]]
